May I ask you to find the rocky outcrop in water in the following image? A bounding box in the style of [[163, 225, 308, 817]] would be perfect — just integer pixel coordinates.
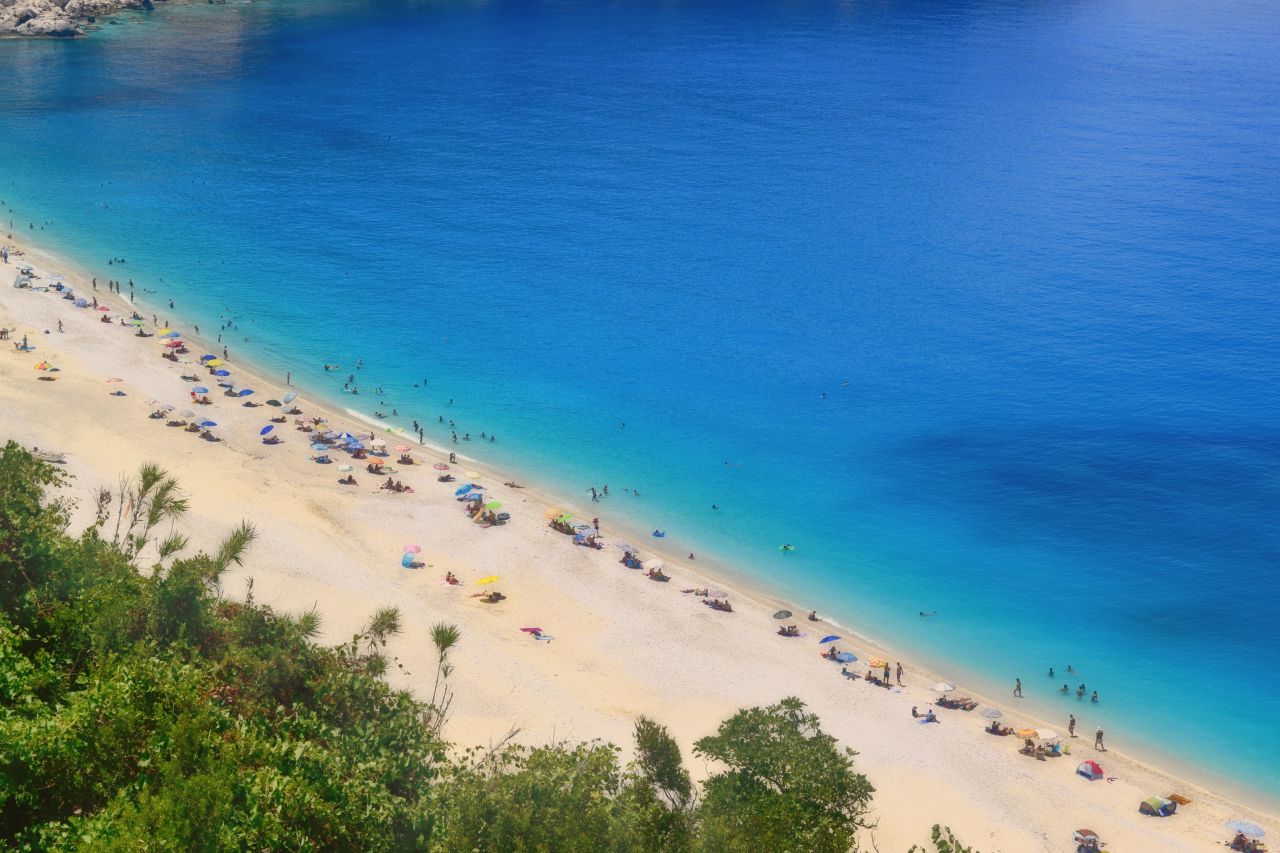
[[1, 0, 166, 37]]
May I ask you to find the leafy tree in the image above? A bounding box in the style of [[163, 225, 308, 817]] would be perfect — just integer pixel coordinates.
[[909, 825, 982, 853], [694, 697, 874, 853]]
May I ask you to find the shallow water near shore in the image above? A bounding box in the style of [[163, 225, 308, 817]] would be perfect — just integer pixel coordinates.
[[2, 0, 1278, 802]]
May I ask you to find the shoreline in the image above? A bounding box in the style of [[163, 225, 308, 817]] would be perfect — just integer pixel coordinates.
[[3, 230, 1276, 848]]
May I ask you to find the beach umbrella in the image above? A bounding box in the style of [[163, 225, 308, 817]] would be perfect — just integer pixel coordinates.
[[199, 420, 217, 428], [97, 305, 110, 312], [981, 707, 1004, 719], [1016, 728, 1039, 739], [259, 425, 274, 436], [933, 682, 956, 693], [773, 610, 792, 619], [1037, 729, 1060, 742], [283, 391, 297, 404], [706, 590, 729, 599], [212, 369, 230, 377], [206, 358, 223, 366], [614, 542, 634, 553], [128, 319, 144, 326], [485, 501, 501, 510], [163, 340, 183, 348], [455, 484, 473, 495], [556, 513, 572, 524], [434, 463, 450, 470], [1074, 829, 1101, 844], [34, 361, 51, 370], [819, 635, 841, 644], [520, 627, 543, 634], [465, 470, 480, 478], [266, 399, 282, 407], [178, 409, 196, 418], [405, 544, 422, 554], [835, 652, 856, 663], [311, 442, 330, 451], [106, 377, 123, 383], [868, 658, 890, 669], [238, 389, 254, 397], [475, 575, 499, 585], [1226, 820, 1265, 838], [157, 328, 174, 335], [200, 354, 217, 362], [191, 386, 208, 394], [394, 444, 411, 452]]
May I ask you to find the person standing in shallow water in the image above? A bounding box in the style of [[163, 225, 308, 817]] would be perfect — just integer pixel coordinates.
[[1068, 715, 1076, 737], [1013, 678, 1022, 697]]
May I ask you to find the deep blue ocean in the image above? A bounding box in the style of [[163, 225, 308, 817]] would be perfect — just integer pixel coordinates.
[[2, 0, 1277, 802]]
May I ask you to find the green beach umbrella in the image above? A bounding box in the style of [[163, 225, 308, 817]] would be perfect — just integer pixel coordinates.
[[486, 501, 501, 510], [556, 513, 572, 524]]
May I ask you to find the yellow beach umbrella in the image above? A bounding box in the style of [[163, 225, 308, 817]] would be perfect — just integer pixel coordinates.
[[156, 328, 173, 335], [475, 575, 500, 585], [1016, 728, 1038, 739], [206, 358, 223, 367], [544, 507, 563, 519], [869, 658, 889, 669]]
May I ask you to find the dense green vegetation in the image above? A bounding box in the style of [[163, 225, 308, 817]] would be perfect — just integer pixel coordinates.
[[0, 441, 971, 852]]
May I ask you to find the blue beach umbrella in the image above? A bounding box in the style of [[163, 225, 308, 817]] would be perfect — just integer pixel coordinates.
[[212, 369, 230, 377], [259, 425, 274, 436], [191, 386, 208, 394], [199, 420, 217, 428], [835, 652, 856, 663], [161, 331, 180, 339], [311, 442, 330, 451], [819, 635, 841, 644], [1226, 820, 1265, 839], [455, 484, 473, 495], [200, 354, 217, 362], [238, 388, 254, 397]]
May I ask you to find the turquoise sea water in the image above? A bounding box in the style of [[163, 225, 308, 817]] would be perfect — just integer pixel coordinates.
[[2, 0, 1278, 802]]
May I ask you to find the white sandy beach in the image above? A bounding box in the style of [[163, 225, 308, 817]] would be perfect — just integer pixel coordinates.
[[1, 236, 1273, 852]]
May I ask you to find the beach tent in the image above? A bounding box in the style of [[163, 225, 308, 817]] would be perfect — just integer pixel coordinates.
[[1139, 796, 1176, 817], [1077, 760, 1105, 780]]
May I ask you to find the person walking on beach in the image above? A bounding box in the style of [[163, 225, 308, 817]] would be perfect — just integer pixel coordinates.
[[1013, 678, 1022, 697], [1068, 714, 1076, 737], [1094, 727, 1105, 751], [896, 662, 904, 685], [592, 517, 599, 532]]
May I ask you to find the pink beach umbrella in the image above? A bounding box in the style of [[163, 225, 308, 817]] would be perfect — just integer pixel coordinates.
[[404, 544, 422, 554]]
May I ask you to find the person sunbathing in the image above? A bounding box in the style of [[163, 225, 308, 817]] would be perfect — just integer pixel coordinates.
[[445, 572, 459, 585], [184, 423, 201, 433], [482, 591, 505, 603], [338, 475, 357, 485], [262, 435, 282, 445]]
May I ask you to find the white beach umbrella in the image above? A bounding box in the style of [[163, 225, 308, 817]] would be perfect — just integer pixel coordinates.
[[933, 682, 956, 694], [1037, 729, 1060, 742], [642, 559, 664, 571]]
